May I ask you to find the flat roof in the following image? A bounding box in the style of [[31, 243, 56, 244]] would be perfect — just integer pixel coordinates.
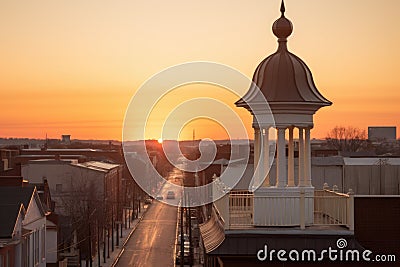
[[25, 159, 75, 164], [343, 157, 400, 165], [24, 159, 120, 172], [72, 161, 120, 172], [17, 155, 85, 158], [22, 148, 103, 152]]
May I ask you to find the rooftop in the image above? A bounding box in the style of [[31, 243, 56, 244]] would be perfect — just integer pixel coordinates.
[[22, 148, 104, 152], [73, 161, 120, 172], [0, 204, 23, 238], [236, 0, 331, 112]]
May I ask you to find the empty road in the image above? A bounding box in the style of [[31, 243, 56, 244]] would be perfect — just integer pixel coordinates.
[[115, 167, 185, 267], [115, 200, 178, 267]]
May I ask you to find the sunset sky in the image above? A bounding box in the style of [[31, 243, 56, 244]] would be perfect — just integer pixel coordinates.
[[1, 0, 399, 141]]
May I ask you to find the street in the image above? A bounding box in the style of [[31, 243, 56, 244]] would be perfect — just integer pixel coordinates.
[[115, 199, 178, 267], [115, 165, 185, 267]]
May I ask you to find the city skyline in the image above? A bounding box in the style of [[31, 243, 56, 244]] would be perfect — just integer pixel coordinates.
[[1, 0, 399, 140]]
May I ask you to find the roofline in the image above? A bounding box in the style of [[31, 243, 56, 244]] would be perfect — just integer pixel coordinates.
[[27, 187, 46, 218], [70, 162, 120, 173], [11, 204, 25, 238], [235, 99, 332, 108], [70, 163, 108, 173]]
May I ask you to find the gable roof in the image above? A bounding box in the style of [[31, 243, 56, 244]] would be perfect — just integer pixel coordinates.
[[0, 204, 24, 238], [0, 186, 35, 208], [0, 186, 45, 229]]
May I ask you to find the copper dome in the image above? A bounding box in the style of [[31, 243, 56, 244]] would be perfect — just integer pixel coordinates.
[[236, 0, 331, 110]]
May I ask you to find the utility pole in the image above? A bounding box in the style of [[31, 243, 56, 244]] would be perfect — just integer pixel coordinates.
[[116, 222, 119, 247], [88, 221, 92, 267], [116, 167, 121, 246], [97, 220, 100, 267], [133, 184, 136, 219], [103, 226, 106, 263], [103, 197, 107, 264], [188, 194, 193, 267], [86, 204, 96, 267], [192, 129, 195, 147], [111, 207, 114, 252], [107, 227, 110, 258], [180, 196, 184, 267]]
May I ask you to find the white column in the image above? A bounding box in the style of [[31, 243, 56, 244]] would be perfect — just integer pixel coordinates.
[[253, 127, 261, 188], [304, 127, 312, 187], [287, 127, 295, 187], [276, 127, 287, 188], [298, 128, 305, 187], [263, 127, 270, 187], [254, 128, 260, 169], [258, 128, 265, 187]]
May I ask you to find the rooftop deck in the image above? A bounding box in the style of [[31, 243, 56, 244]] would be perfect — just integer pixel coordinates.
[[213, 188, 354, 231]]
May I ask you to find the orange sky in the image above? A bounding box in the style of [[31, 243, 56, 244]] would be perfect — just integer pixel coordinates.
[[1, 0, 399, 141]]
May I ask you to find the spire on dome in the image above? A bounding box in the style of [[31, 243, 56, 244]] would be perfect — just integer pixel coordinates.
[[272, 0, 293, 49], [280, 0, 285, 15], [235, 0, 332, 110]]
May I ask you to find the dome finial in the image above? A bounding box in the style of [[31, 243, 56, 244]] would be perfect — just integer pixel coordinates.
[[280, 0, 285, 16], [272, 0, 293, 44]]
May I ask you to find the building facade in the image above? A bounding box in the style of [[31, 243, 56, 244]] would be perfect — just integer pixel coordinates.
[[21, 159, 123, 264], [0, 186, 47, 267]]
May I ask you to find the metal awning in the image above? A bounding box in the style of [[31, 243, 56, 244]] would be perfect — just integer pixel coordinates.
[[199, 209, 225, 253]]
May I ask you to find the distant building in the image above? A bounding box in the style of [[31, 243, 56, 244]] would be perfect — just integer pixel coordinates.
[[21, 159, 123, 221], [19, 148, 123, 163], [61, 135, 71, 145], [312, 156, 400, 195], [368, 126, 396, 141], [21, 159, 123, 263], [0, 149, 20, 175]]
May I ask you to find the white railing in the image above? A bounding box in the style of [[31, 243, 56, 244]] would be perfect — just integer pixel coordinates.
[[229, 192, 253, 228], [314, 189, 354, 230], [213, 188, 354, 230], [213, 193, 230, 228]]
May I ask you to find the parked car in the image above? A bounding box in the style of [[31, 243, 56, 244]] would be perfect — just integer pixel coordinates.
[[183, 241, 190, 250], [190, 216, 198, 227], [176, 248, 191, 265], [177, 234, 189, 245], [144, 198, 152, 204], [156, 195, 163, 200], [166, 190, 176, 199]]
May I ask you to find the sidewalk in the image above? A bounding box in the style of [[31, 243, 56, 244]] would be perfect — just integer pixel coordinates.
[[87, 205, 148, 267]]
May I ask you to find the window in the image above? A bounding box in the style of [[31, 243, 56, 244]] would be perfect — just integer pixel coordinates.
[[33, 231, 36, 265], [41, 227, 45, 261], [21, 237, 27, 267], [26, 236, 30, 267], [55, 184, 62, 193], [35, 230, 39, 265]]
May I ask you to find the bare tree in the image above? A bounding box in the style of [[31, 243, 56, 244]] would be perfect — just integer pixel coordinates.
[[60, 174, 105, 265], [326, 126, 368, 152]]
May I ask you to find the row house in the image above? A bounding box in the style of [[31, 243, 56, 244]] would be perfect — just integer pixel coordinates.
[[21, 159, 123, 264], [0, 185, 46, 267]]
